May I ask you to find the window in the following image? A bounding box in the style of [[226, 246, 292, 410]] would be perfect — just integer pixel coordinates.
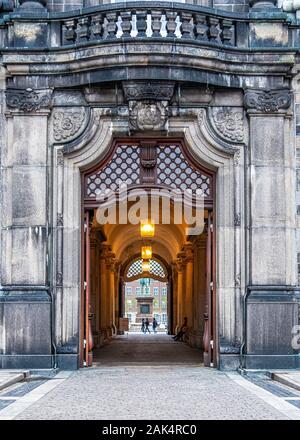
[[126, 287, 132, 295], [135, 287, 141, 296], [145, 287, 150, 295], [161, 301, 167, 309], [162, 313, 167, 323], [162, 287, 167, 295], [153, 287, 159, 296], [154, 313, 160, 321], [140, 304, 150, 314], [154, 300, 159, 309]]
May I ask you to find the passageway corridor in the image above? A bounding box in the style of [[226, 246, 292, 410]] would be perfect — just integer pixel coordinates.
[[93, 333, 203, 366], [1, 334, 300, 420]]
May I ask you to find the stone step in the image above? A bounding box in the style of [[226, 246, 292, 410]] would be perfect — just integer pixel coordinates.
[[0, 371, 29, 392], [271, 372, 300, 393]]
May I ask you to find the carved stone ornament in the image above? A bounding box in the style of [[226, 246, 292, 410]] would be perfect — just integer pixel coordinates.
[[6, 88, 53, 112], [244, 88, 291, 113], [123, 81, 175, 101], [211, 107, 244, 142], [129, 101, 168, 131], [52, 108, 86, 142]]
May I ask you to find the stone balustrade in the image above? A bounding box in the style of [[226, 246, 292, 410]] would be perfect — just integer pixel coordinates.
[[0, 1, 294, 50], [62, 7, 236, 47]]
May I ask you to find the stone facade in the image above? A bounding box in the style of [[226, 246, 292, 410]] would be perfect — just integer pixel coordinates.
[[0, 0, 300, 370]]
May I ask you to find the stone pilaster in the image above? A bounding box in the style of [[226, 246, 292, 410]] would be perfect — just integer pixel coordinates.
[[0, 87, 53, 367], [244, 87, 298, 368]]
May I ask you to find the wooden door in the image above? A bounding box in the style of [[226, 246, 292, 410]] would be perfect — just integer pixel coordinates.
[[83, 210, 93, 367], [203, 211, 215, 367]]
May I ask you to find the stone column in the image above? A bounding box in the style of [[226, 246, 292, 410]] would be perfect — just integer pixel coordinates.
[[99, 246, 108, 339], [175, 259, 183, 332], [182, 244, 194, 331], [244, 87, 298, 368], [171, 262, 178, 334], [1, 87, 53, 368]]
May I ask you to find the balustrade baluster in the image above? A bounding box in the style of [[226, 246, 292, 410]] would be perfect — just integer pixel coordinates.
[[105, 12, 118, 39], [90, 14, 103, 40], [76, 17, 90, 42], [120, 11, 132, 38], [136, 10, 147, 38], [64, 19, 77, 43], [180, 12, 194, 39], [151, 10, 162, 38], [166, 11, 177, 38], [220, 19, 233, 45], [194, 14, 208, 41], [208, 17, 220, 42]]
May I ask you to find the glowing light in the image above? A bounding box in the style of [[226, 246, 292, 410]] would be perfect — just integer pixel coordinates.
[[141, 246, 152, 260], [142, 260, 150, 272], [140, 221, 155, 238]]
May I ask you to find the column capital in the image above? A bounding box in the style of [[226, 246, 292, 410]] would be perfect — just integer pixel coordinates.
[[244, 88, 292, 115], [6, 88, 53, 113]]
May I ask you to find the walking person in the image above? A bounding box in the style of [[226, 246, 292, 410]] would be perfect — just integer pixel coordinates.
[[145, 318, 151, 333], [152, 317, 158, 334], [141, 318, 145, 333]]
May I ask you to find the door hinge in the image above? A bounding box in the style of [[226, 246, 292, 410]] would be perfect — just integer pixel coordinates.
[[83, 281, 87, 291], [210, 281, 213, 291], [84, 223, 88, 232], [210, 339, 214, 349], [83, 339, 87, 348], [83, 361, 87, 367], [210, 223, 213, 232], [210, 362, 214, 367]]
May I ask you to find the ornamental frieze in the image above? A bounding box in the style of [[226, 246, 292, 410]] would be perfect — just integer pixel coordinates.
[[6, 88, 53, 112], [244, 88, 291, 113]]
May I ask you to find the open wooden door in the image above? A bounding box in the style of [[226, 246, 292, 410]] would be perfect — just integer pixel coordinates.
[[203, 211, 215, 367], [83, 210, 94, 367]]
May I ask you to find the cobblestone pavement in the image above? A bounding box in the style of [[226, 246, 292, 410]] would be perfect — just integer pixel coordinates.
[[1, 335, 300, 420], [12, 367, 293, 420]]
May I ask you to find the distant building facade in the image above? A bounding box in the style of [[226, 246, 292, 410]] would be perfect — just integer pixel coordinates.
[[125, 279, 168, 329]]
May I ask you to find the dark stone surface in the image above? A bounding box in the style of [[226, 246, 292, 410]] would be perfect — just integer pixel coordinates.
[[244, 355, 300, 369], [0, 355, 53, 369]]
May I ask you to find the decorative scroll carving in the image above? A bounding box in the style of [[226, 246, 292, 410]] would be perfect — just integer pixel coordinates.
[[123, 81, 175, 101], [210, 107, 244, 142], [52, 108, 86, 142], [129, 101, 168, 131], [244, 88, 291, 113], [6, 88, 53, 112]]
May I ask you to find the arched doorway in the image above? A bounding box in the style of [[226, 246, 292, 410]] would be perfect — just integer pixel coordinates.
[[121, 256, 170, 333], [80, 138, 216, 368]]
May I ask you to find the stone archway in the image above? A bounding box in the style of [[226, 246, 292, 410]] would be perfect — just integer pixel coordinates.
[[51, 93, 245, 369]]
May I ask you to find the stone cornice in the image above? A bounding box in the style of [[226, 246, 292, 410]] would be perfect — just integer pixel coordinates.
[[2, 42, 295, 91]]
